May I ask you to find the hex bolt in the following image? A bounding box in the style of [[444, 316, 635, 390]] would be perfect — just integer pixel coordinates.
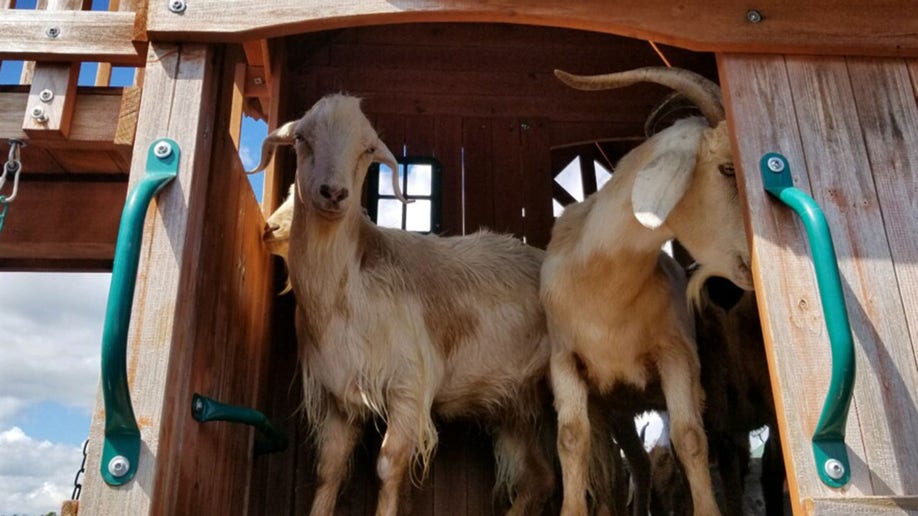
[[108, 455, 131, 478], [168, 0, 187, 13], [252, 77, 265, 86], [824, 459, 845, 480], [45, 26, 61, 38], [30, 106, 49, 123], [153, 141, 173, 159], [39, 89, 54, 103], [767, 156, 786, 173], [746, 10, 763, 23]]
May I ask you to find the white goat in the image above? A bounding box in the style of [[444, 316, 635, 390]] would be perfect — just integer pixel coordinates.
[[250, 94, 554, 516], [541, 67, 752, 516], [263, 183, 295, 261]]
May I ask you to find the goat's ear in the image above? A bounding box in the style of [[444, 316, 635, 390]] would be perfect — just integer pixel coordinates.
[[246, 120, 298, 174], [631, 123, 704, 229], [371, 139, 413, 204]]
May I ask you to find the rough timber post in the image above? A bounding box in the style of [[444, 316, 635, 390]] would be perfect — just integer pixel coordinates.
[[720, 53, 918, 514]]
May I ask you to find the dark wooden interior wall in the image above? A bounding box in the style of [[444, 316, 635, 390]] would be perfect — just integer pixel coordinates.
[[249, 23, 716, 515]]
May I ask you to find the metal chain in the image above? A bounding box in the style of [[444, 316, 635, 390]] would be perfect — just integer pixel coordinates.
[[0, 139, 25, 235], [71, 439, 89, 500]]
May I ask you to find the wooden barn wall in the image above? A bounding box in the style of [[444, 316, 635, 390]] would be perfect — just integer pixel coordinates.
[[720, 55, 918, 512], [283, 23, 717, 247], [248, 24, 716, 516]]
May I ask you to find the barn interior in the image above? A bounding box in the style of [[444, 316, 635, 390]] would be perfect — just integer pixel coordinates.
[[247, 22, 718, 514]]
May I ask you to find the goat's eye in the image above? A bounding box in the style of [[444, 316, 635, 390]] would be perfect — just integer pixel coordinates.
[[294, 133, 305, 144], [718, 163, 735, 176], [366, 145, 377, 154]]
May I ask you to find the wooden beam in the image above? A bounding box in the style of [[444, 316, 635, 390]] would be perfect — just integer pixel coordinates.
[[0, 177, 125, 271], [77, 42, 275, 516], [0, 86, 137, 150], [146, 0, 918, 57], [0, 10, 145, 65], [21, 62, 80, 138], [805, 496, 918, 515], [720, 53, 918, 511]]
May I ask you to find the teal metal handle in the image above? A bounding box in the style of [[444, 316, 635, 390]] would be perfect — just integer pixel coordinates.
[[761, 152, 855, 488], [100, 139, 180, 486], [191, 394, 288, 455]]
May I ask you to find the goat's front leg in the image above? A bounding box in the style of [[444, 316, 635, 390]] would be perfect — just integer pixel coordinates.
[[375, 402, 429, 516], [310, 406, 363, 516], [657, 341, 720, 516], [551, 350, 592, 516]]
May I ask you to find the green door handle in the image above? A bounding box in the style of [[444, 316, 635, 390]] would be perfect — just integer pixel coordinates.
[[191, 394, 288, 455], [100, 139, 180, 486], [761, 152, 855, 488]]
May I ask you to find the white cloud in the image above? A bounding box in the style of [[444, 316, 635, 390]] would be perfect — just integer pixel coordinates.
[[0, 427, 81, 515], [0, 273, 109, 426], [239, 142, 258, 171]]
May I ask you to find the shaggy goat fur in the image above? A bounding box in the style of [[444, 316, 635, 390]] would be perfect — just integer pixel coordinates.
[[251, 94, 555, 516], [542, 67, 752, 516]]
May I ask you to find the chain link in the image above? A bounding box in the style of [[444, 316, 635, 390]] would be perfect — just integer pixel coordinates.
[[1, 139, 25, 203], [71, 439, 89, 500]]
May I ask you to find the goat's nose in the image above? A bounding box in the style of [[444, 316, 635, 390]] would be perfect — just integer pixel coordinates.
[[319, 184, 349, 202]]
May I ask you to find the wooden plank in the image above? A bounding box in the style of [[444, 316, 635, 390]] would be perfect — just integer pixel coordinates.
[[805, 496, 918, 515], [260, 39, 287, 215], [461, 117, 493, 233], [852, 58, 918, 394], [146, 0, 918, 57], [786, 56, 918, 494], [0, 10, 145, 64], [78, 43, 220, 516], [0, 87, 136, 150], [0, 177, 125, 271], [520, 118, 553, 248], [20, 63, 79, 138], [717, 54, 871, 512], [490, 118, 523, 238], [172, 44, 272, 510], [433, 115, 462, 235]]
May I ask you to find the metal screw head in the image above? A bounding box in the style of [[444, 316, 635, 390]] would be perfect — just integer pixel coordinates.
[[168, 0, 187, 13], [193, 398, 204, 413], [153, 141, 173, 159], [39, 89, 54, 103], [108, 455, 131, 478], [45, 26, 61, 38], [746, 10, 763, 23], [767, 156, 786, 173], [824, 459, 845, 480], [252, 77, 265, 86], [30, 106, 48, 123]]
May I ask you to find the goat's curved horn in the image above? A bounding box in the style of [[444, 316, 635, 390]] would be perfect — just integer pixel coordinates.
[[246, 120, 298, 174], [555, 67, 724, 127], [373, 140, 413, 205]]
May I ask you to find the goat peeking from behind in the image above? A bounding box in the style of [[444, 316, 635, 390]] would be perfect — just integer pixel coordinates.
[[542, 67, 752, 516], [249, 94, 556, 516]]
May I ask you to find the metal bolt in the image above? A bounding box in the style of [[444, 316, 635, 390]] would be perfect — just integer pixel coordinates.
[[39, 89, 54, 103], [108, 455, 130, 478], [30, 106, 48, 123], [767, 156, 785, 173], [168, 0, 187, 13], [746, 10, 763, 23], [520, 122, 531, 131], [153, 141, 173, 159], [824, 459, 845, 480], [45, 26, 61, 38], [252, 77, 265, 86], [193, 398, 204, 413]]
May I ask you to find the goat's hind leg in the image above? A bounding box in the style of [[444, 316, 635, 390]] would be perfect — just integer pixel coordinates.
[[310, 406, 364, 516], [657, 342, 720, 516], [493, 409, 554, 515], [551, 350, 593, 516]]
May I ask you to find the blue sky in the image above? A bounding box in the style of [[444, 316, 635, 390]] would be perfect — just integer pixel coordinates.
[[0, 2, 265, 511]]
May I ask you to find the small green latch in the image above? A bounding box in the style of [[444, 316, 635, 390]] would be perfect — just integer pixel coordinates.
[[760, 152, 855, 488], [192, 394, 288, 455]]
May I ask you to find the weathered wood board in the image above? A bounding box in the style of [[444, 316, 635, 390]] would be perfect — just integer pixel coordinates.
[[720, 54, 918, 514]]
